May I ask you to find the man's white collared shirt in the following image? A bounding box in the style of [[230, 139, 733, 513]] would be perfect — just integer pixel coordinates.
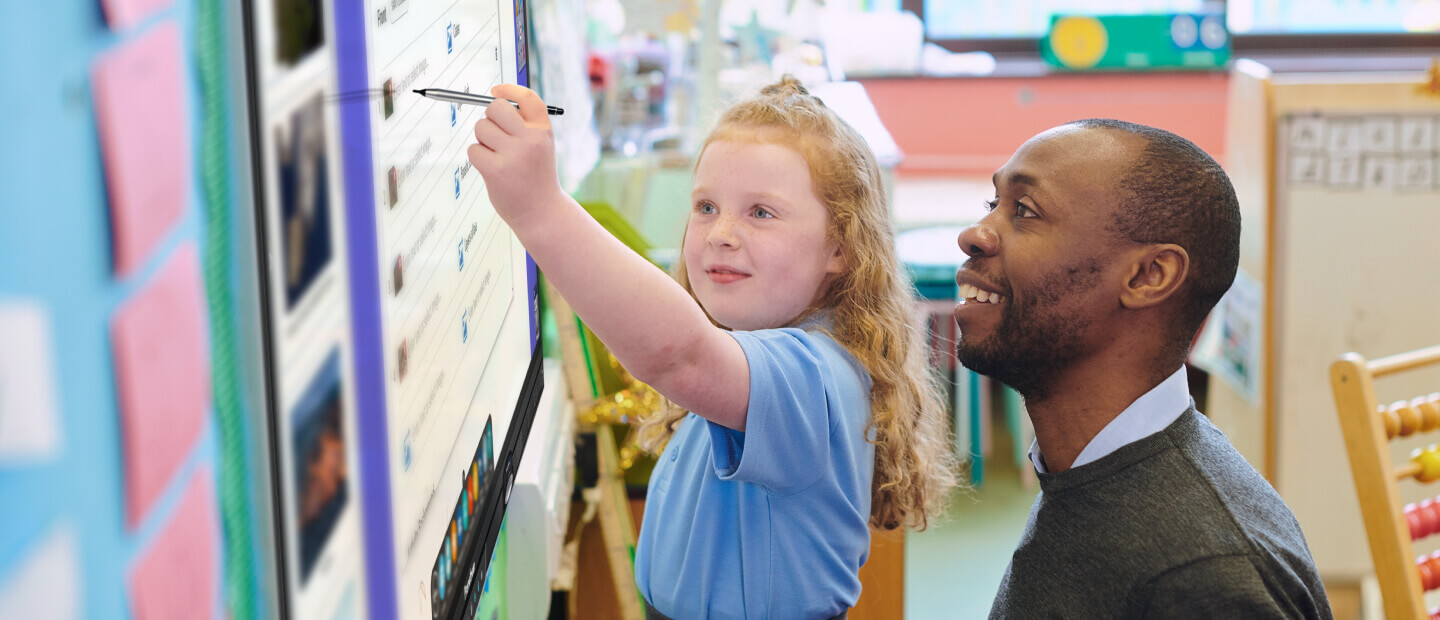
[[1027, 366, 1191, 473]]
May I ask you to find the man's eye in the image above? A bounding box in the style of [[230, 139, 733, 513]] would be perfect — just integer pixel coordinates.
[[1016, 203, 1039, 218], [983, 199, 999, 212], [752, 207, 773, 219]]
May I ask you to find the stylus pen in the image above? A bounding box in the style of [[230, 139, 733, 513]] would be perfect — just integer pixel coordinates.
[[413, 88, 564, 115]]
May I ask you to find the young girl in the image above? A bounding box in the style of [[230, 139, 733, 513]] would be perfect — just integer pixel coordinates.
[[468, 76, 956, 619]]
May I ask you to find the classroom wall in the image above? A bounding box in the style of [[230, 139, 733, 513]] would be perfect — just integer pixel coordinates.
[[859, 73, 1231, 176], [0, 2, 258, 619], [1203, 61, 1274, 478], [1267, 75, 1440, 581]]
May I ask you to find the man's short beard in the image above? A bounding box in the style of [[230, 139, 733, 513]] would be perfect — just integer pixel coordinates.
[[954, 260, 1099, 402]]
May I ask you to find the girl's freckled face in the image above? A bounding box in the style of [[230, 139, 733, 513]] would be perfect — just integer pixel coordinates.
[[684, 140, 843, 331]]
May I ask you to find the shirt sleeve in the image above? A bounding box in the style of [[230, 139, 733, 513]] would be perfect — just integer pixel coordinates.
[[1132, 554, 1301, 619], [706, 328, 836, 495]]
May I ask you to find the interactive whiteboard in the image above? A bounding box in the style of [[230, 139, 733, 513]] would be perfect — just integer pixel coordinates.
[[242, 0, 543, 617]]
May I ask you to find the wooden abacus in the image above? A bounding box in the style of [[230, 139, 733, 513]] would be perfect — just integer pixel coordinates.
[[1333, 344, 1440, 619]]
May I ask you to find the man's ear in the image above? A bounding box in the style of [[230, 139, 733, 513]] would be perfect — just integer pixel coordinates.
[[1120, 244, 1188, 310]]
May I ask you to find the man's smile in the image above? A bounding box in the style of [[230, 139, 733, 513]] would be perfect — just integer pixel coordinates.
[[953, 270, 1008, 322], [958, 283, 1006, 305]]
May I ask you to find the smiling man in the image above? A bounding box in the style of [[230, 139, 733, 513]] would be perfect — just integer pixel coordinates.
[[957, 120, 1332, 619]]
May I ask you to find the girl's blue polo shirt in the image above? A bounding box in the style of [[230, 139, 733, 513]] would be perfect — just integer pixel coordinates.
[[635, 320, 875, 620]]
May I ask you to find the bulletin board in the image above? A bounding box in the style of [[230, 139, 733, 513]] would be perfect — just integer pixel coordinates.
[[0, 1, 254, 619], [1265, 74, 1440, 581]]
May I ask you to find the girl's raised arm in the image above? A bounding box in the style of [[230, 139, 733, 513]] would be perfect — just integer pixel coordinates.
[[468, 84, 751, 430]]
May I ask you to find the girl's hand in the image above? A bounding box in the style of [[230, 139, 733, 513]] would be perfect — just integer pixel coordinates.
[[466, 84, 564, 228], [467, 88, 750, 432]]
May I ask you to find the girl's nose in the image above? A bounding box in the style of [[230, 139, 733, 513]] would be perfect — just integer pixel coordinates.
[[708, 214, 740, 248]]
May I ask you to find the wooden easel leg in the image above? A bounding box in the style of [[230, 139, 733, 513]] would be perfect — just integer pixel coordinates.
[[594, 424, 644, 620]]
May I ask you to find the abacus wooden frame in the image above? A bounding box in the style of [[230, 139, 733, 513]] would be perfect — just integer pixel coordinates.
[[1333, 345, 1440, 620]]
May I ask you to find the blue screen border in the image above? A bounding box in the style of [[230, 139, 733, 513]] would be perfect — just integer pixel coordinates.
[[333, 1, 538, 617]]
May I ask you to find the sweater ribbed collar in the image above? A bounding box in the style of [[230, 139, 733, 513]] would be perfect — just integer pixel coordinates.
[[1034, 407, 1201, 494]]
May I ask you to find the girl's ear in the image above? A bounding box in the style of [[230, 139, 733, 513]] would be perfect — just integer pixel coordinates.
[[826, 242, 845, 274]]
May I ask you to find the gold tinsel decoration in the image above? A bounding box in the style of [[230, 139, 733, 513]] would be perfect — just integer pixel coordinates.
[[580, 353, 662, 472]]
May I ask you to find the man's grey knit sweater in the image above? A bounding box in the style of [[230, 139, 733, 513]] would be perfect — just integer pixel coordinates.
[[990, 408, 1333, 619]]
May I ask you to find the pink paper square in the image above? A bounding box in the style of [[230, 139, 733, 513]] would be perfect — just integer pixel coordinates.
[[100, 0, 174, 32], [92, 22, 188, 276], [129, 469, 218, 620], [112, 243, 210, 527]]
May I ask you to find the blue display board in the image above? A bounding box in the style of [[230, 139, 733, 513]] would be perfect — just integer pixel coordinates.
[[0, 2, 249, 619]]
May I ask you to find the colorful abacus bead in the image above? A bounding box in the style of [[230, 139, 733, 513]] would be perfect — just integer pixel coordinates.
[[1384, 406, 1402, 439], [1413, 445, 1440, 483], [1431, 550, 1440, 590], [1419, 393, 1440, 431], [1397, 400, 1423, 436], [1406, 498, 1440, 540], [1388, 396, 1440, 438], [1429, 550, 1440, 590], [1419, 551, 1440, 591], [1424, 499, 1440, 538]]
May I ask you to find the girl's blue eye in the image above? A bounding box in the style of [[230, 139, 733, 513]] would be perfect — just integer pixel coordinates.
[[697, 202, 716, 214], [752, 207, 773, 219]]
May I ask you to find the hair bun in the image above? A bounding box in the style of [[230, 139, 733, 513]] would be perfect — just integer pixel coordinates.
[[761, 74, 810, 97]]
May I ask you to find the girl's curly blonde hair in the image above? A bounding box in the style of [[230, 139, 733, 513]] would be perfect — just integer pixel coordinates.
[[635, 76, 959, 531]]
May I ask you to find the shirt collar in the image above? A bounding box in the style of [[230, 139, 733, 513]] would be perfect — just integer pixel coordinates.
[[794, 308, 834, 330], [1027, 366, 1191, 474]]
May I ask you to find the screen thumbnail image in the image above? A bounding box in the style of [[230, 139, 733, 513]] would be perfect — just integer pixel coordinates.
[[387, 166, 398, 209], [514, 0, 528, 76], [383, 78, 395, 119], [272, 0, 324, 66], [289, 351, 349, 583], [483, 418, 493, 475], [394, 255, 403, 295], [398, 339, 408, 381], [275, 94, 333, 310]]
